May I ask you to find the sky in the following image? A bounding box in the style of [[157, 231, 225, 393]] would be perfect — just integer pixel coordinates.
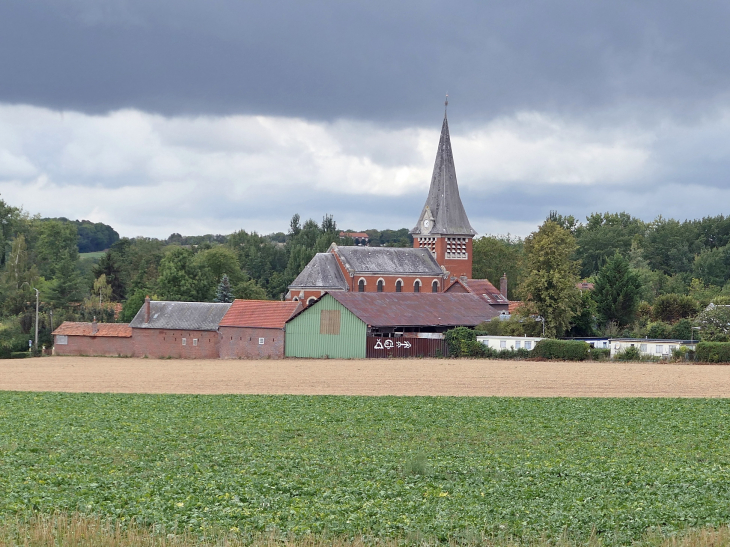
[[2, 0, 730, 239]]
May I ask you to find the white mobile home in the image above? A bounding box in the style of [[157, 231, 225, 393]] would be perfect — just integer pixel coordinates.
[[477, 335, 544, 351], [609, 338, 697, 359]]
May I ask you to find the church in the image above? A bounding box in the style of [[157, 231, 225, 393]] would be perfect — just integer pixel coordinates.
[[286, 104, 509, 313]]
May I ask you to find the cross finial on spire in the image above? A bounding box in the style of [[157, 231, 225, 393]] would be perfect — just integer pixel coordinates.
[[445, 93, 448, 114]]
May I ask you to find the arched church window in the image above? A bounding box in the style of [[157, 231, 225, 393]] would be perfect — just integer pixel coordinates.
[[358, 279, 365, 292], [395, 280, 402, 292], [414, 280, 421, 293], [377, 279, 384, 292], [432, 280, 439, 293]]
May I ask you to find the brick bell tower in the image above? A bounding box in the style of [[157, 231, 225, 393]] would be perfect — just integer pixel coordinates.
[[411, 98, 476, 279]]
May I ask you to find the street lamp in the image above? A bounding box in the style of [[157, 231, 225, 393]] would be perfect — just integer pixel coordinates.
[[20, 282, 39, 353]]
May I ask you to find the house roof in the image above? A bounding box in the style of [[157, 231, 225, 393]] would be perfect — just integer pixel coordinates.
[[508, 301, 523, 314], [332, 244, 443, 276], [129, 301, 232, 331], [446, 278, 509, 305], [220, 300, 301, 329], [340, 231, 369, 239], [289, 253, 348, 290], [411, 112, 476, 237], [52, 321, 132, 337], [324, 292, 499, 327]]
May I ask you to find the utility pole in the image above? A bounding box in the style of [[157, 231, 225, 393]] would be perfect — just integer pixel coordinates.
[[34, 287, 39, 353], [20, 282, 39, 352]]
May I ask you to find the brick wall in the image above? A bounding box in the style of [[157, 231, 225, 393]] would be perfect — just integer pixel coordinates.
[[54, 335, 133, 356], [219, 326, 285, 359], [131, 328, 220, 359]]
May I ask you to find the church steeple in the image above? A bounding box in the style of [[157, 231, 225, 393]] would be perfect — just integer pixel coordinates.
[[411, 102, 476, 279], [411, 107, 476, 238]]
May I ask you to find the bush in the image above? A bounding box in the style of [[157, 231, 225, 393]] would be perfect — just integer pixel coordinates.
[[615, 345, 641, 361], [695, 342, 730, 363], [532, 339, 590, 361], [460, 340, 488, 358], [0, 344, 11, 359], [589, 348, 611, 360], [445, 327, 476, 356]]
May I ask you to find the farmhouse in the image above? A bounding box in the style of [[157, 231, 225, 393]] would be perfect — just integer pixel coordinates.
[[53, 321, 133, 356], [285, 292, 500, 359], [218, 299, 301, 359], [129, 297, 231, 358]]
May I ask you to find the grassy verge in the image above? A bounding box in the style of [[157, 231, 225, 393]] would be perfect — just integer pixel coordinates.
[[1, 394, 730, 544], [2, 514, 730, 547]]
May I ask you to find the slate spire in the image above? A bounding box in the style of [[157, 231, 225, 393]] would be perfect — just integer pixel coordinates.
[[411, 106, 476, 237]]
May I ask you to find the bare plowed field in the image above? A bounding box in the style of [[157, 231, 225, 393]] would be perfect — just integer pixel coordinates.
[[1, 356, 729, 396]]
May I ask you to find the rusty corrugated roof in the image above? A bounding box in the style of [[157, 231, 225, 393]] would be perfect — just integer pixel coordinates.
[[327, 292, 499, 327], [446, 278, 509, 305], [52, 322, 132, 337], [220, 300, 302, 329]]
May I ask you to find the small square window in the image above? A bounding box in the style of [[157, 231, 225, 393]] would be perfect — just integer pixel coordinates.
[[193, 339, 198, 346], [259, 338, 265, 345], [182, 338, 187, 346], [640, 344, 647, 352], [655, 345, 663, 354], [56, 335, 68, 345], [525, 341, 532, 350], [500, 340, 507, 349], [515, 341, 521, 349]]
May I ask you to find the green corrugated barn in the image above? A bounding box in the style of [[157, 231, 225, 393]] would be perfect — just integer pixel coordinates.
[[285, 294, 367, 358]]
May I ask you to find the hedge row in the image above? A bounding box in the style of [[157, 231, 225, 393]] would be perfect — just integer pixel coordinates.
[[695, 342, 730, 363], [532, 339, 591, 361]]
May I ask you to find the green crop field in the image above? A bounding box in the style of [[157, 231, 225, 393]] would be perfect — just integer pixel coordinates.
[[1, 393, 729, 544]]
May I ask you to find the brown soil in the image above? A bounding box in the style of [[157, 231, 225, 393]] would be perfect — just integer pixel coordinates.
[[1, 356, 730, 397]]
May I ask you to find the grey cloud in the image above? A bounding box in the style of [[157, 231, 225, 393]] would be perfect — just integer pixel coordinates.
[[3, 1, 730, 125]]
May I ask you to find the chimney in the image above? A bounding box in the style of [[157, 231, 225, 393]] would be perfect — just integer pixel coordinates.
[[144, 296, 151, 323], [500, 273, 508, 299], [91, 316, 98, 335], [460, 275, 467, 282]]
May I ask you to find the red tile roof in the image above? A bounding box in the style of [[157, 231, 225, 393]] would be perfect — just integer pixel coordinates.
[[219, 300, 302, 329], [446, 278, 508, 304], [508, 301, 523, 314], [52, 322, 132, 337], [340, 231, 369, 239]]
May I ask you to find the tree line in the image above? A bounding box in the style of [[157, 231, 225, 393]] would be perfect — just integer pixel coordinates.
[[476, 212, 730, 341], [2, 193, 730, 352]]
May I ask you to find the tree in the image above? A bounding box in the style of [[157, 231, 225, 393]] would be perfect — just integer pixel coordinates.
[[48, 251, 84, 307], [651, 294, 699, 323], [472, 235, 524, 300], [575, 212, 645, 277], [593, 253, 642, 327], [696, 304, 730, 342], [157, 247, 214, 302], [234, 278, 268, 300], [33, 220, 79, 278], [214, 274, 234, 303], [94, 249, 126, 301], [194, 246, 244, 285], [519, 221, 581, 337]]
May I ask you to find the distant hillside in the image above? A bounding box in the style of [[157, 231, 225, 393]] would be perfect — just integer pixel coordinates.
[[41, 218, 120, 253]]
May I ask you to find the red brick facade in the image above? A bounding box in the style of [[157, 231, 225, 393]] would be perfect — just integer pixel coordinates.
[[414, 236, 473, 279], [54, 335, 133, 356], [131, 328, 220, 359], [218, 326, 285, 359]]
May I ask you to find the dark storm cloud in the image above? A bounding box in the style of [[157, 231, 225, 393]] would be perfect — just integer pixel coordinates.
[[3, 0, 730, 124]]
